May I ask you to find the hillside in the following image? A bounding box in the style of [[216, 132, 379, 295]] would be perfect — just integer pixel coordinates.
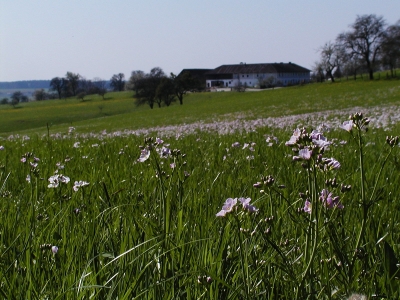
[[1, 79, 400, 137]]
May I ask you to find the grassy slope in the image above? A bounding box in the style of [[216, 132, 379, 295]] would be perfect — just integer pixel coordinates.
[[1, 79, 399, 137]]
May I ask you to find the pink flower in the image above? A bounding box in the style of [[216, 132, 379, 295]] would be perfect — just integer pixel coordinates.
[[303, 200, 311, 214], [138, 148, 150, 162], [341, 120, 353, 132], [216, 198, 238, 217]]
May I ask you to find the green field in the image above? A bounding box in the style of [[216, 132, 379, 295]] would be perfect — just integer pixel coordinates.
[[1, 79, 400, 299], [1, 78, 400, 137]]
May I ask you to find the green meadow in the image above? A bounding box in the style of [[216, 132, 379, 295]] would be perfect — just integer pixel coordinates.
[[1, 78, 400, 299], [1, 78, 400, 137]]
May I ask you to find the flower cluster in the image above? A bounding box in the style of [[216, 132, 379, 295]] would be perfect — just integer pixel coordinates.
[[216, 197, 258, 217], [48, 174, 70, 188], [20, 152, 41, 177], [341, 112, 370, 133]]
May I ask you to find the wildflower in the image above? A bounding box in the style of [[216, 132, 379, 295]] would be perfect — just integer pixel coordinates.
[[68, 127, 75, 133], [341, 120, 354, 132], [21, 157, 27, 163], [73, 142, 80, 148], [285, 128, 301, 146], [322, 157, 341, 170], [170, 163, 175, 169], [51, 246, 58, 254], [298, 147, 312, 160], [48, 174, 70, 188], [156, 137, 164, 145], [232, 142, 240, 148], [159, 146, 171, 158], [320, 189, 343, 209], [73, 181, 89, 192], [303, 199, 311, 214], [216, 198, 237, 217], [91, 144, 99, 147], [238, 197, 258, 213], [0, 146, 4, 150], [242, 143, 249, 149], [138, 148, 150, 162], [26, 175, 31, 183]]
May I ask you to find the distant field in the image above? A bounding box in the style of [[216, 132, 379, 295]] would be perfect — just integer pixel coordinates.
[[1, 78, 400, 137]]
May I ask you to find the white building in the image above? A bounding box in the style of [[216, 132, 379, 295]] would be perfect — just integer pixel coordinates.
[[205, 62, 311, 88]]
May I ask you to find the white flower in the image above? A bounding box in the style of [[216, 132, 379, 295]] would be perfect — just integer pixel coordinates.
[[48, 174, 70, 188], [73, 142, 80, 148], [216, 198, 238, 217], [26, 175, 31, 183], [341, 120, 354, 132], [51, 246, 58, 254], [73, 180, 89, 192], [138, 148, 150, 162], [0, 145, 4, 150]]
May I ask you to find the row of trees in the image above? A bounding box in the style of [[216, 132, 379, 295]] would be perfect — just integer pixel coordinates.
[[128, 67, 203, 109], [314, 14, 400, 82]]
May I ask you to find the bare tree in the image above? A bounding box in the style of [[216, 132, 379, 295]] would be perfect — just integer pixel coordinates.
[[49, 77, 64, 99], [65, 72, 81, 96], [134, 67, 165, 109], [10, 91, 27, 107], [337, 14, 387, 80], [126, 70, 145, 93], [381, 20, 400, 77], [110, 73, 125, 91], [33, 89, 49, 101], [156, 77, 176, 107], [319, 41, 345, 82]]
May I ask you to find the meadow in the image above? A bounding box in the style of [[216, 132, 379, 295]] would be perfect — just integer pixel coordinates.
[[0, 79, 400, 299]]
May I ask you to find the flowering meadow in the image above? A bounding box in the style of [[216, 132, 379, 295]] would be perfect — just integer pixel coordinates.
[[0, 112, 400, 299]]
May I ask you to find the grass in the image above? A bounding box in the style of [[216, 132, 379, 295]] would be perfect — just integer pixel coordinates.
[[0, 78, 400, 298], [1, 78, 399, 137]]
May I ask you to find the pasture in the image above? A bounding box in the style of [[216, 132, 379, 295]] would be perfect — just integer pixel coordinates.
[[0, 79, 400, 299]]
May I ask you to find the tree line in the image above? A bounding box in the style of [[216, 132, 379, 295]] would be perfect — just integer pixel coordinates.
[[1, 68, 202, 109], [314, 14, 400, 82], [128, 67, 204, 109]]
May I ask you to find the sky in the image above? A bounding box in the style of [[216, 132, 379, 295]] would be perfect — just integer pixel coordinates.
[[0, 0, 399, 82]]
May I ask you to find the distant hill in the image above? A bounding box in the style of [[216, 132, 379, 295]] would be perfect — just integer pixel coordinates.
[[0, 80, 51, 90]]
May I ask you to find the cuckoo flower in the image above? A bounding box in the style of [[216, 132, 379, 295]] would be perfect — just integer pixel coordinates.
[[216, 198, 238, 217]]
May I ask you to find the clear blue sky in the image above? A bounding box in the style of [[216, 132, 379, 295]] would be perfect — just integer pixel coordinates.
[[0, 0, 399, 82]]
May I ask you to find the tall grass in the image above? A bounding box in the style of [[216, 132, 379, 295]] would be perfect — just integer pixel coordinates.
[[0, 113, 399, 298]]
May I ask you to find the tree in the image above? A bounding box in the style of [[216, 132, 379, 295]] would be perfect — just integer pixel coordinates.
[[76, 92, 86, 102], [1, 98, 9, 105], [126, 70, 145, 93], [381, 20, 400, 77], [337, 14, 387, 80], [171, 72, 196, 105], [233, 82, 247, 92], [65, 72, 81, 96], [33, 89, 49, 101], [318, 41, 345, 82], [156, 77, 176, 107], [10, 91, 26, 107], [110, 73, 125, 91], [134, 67, 165, 109], [311, 62, 325, 82], [49, 77, 64, 99]]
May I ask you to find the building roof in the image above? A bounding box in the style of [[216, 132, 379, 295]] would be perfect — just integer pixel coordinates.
[[177, 69, 214, 80], [207, 63, 310, 75]]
